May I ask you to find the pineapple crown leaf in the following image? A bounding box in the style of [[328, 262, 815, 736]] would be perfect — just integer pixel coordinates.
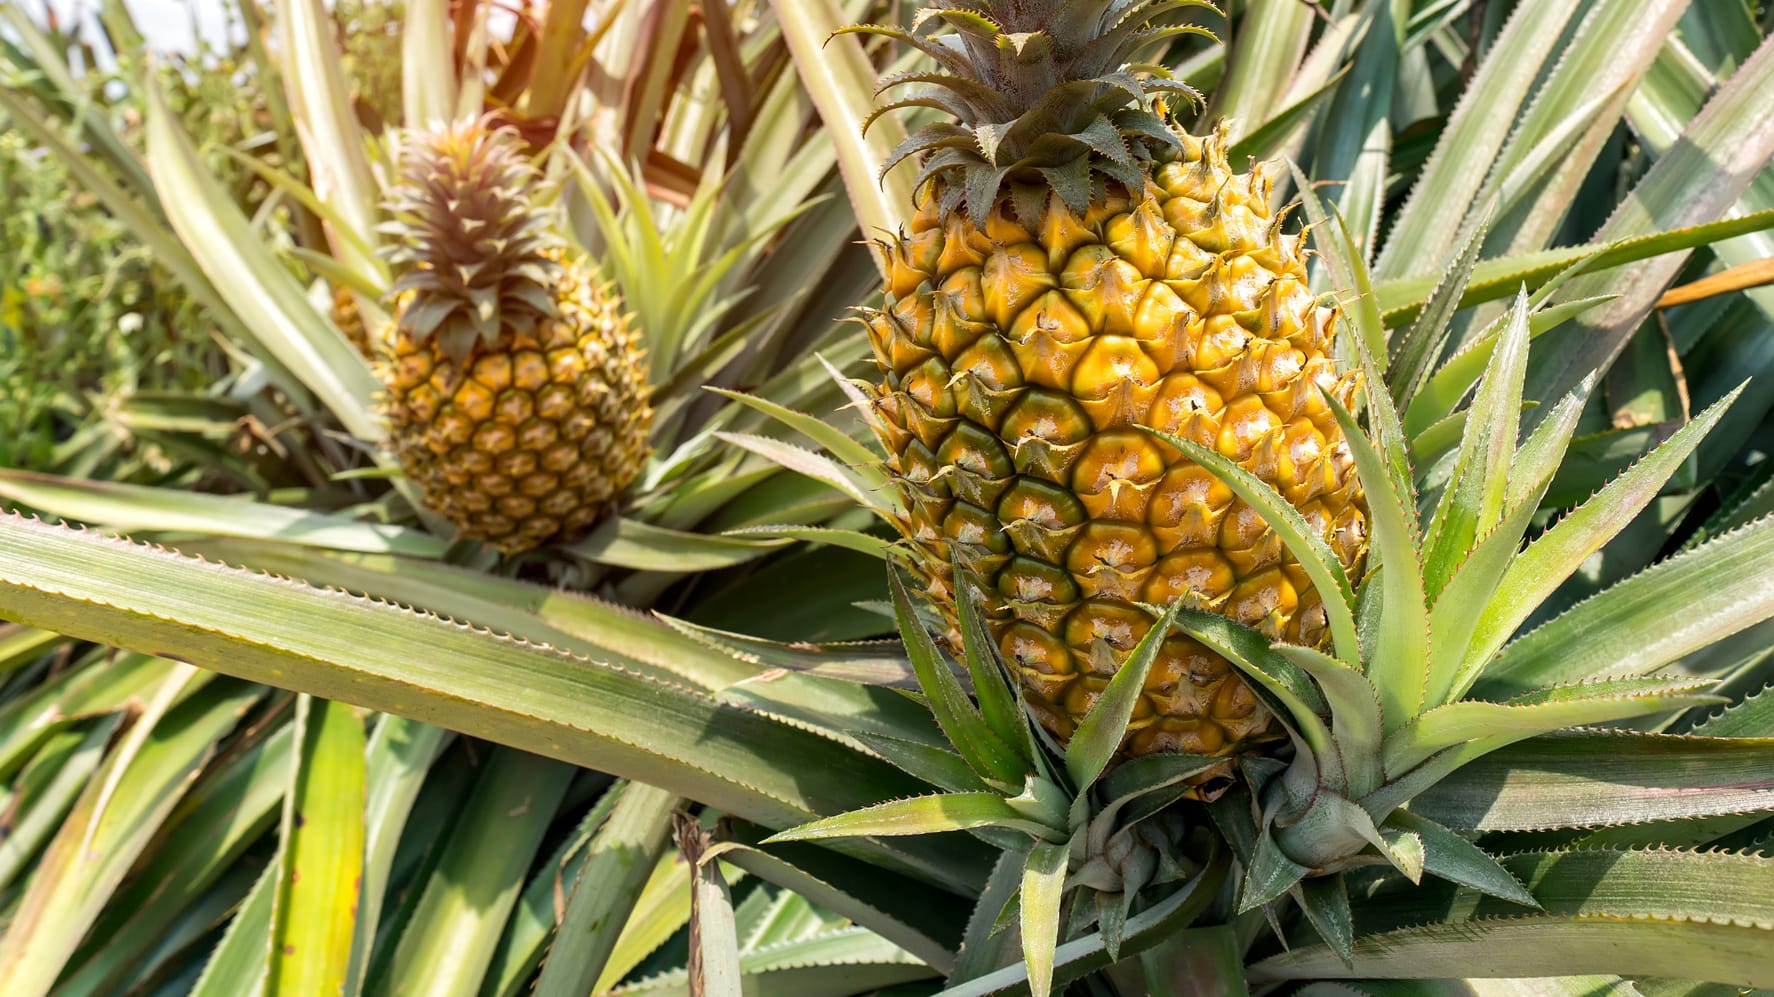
[[381, 120, 564, 360], [854, 0, 1222, 217]]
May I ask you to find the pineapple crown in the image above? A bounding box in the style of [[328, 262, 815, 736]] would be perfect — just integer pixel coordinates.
[[382, 121, 562, 361], [848, 0, 1221, 223]]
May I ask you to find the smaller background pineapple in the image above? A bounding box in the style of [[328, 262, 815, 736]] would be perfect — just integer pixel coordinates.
[[330, 281, 372, 356], [376, 123, 651, 554]]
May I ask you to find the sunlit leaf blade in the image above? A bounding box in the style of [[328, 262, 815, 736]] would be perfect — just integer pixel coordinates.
[[196, 541, 758, 690], [189, 860, 277, 997], [723, 525, 892, 559], [1253, 850, 1774, 986], [772, 0, 913, 273], [1148, 434, 1359, 664], [613, 926, 931, 996], [765, 792, 1054, 844], [714, 431, 895, 518], [270, 697, 365, 997], [1068, 602, 1184, 791], [1290, 162, 1385, 364], [1211, 0, 1315, 137], [276, 0, 381, 280], [1483, 0, 1687, 258], [1323, 392, 1429, 733], [1307, 0, 1398, 262], [0, 649, 141, 784], [712, 830, 960, 973], [0, 677, 260, 997], [704, 388, 886, 481], [674, 810, 744, 997], [348, 716, 452, 995], [1376, 0, 1585, 277], [570, 515, 790, 571], [1422, 498, 1542, 701], [1402, 295, 1610, 439], [1464, 384, 1746, 676], [1502, 376, 1594, 513], [143, 74, 384, 443], [1225, 69, 1346, 166], [942, 852, 1228, 997], [1376, 211, 1774, 329], [1408, 732, 1774, 832], [1387, 213, 1488, 407], [0, 625, 62, 677], [534, 781, 680, 997], [401, 0, 456, 127], [479, 779, 625, 995], [0, 724, 112, 907], [1524, 32, 1774, 415], [888, 569, 1027, 786], [954, 563, 1034, 765], [1274, 644, 1382, 797], [1383, 809, 1536, 907], [1691, 685, 1774, 738], [1384, 677, 1720, 777], [1475, 515, 1774, 698], [1420, 290, 1529, 607], [0, 514, 989, 891], [386, 750, 575, 997], [588, 850, 693, 995], [1021, 839, 1070, 997], [0, 470, 446, 557]]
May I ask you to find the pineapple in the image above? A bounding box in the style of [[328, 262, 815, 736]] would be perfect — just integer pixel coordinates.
[[376, 123, 652, 554], [857, 1, 1368, 756], [331, 282, 372, 356]]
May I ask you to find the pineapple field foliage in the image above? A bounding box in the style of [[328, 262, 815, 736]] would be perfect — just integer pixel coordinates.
[[0, 1, 1772, 995], [0, 1, 267, 474]]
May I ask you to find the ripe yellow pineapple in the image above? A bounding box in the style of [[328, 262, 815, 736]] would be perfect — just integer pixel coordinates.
[[375, 123, 652, 554], [331, 282, 372, 356], [856, 1, 1368, 756]]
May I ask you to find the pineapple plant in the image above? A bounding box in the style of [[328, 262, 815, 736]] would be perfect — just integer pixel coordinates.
[[854, 0, 1367, 757], [375, 122, 651, 553]]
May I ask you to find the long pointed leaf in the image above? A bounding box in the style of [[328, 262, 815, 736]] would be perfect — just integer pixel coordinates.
[[0, 515, 988, 890], [766, 791, 1055, 844], [270, 697, 365, 997], [1465, 384, 1745, 673], [1409, 731, 1774, 832], [889, 570, 1027, 787], [1148, 434, 1360, 665], [1067, 603, 1184, 791], [1384, 678, 1720, 775], [534, 782, 681, 997], [1021, 839, 1070, 997], [1476, 515, 1774, 697], [144, 75, 384, 443]]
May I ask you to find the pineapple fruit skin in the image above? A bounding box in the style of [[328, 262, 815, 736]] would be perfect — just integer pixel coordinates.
[[866, 134, 1368, 756], [331, 282, 371, 357], [377, 253, 651, 555]]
